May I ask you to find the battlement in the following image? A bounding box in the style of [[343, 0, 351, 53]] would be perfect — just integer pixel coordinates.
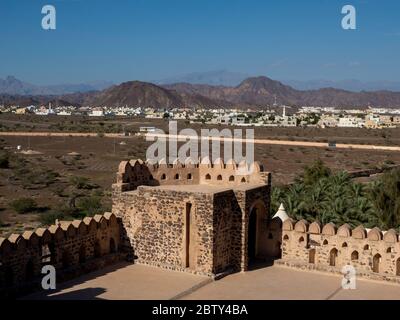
[[282, 219, 399, 242], [280, 219, 400, 282], [113, 157, 270, 193], [0, 212, 123, 297]]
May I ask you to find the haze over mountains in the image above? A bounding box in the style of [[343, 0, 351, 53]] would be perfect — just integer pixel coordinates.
[[2, 74, 400, 109], [155, 70, 250, 87], [284, 79, 400, 92]]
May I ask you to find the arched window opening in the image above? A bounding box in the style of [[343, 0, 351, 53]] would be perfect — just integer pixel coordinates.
[[329, 248, 338, 266], [205, 174, 211, 180], [372, 254, 381, 273], [217, 175, 222, 181], [229, 176, 235, 182], [351, 250, 359, 261]]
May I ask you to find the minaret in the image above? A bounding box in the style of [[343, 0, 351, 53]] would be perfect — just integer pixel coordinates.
[[272, 203, 289, 222]]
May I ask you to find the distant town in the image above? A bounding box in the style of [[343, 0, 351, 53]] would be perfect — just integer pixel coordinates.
[[4, 103, 400, 129]]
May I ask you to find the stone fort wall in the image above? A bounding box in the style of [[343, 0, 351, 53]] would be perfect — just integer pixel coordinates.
[[0, 212, 123, 297], [279, 219, 400, 283]]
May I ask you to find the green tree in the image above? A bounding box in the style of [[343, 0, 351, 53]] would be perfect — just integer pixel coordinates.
[[299, 159, 331, 185], [368, 169, 400, 230]]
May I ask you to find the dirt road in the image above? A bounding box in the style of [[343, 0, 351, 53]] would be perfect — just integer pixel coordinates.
[[1, 131, 399, 152]]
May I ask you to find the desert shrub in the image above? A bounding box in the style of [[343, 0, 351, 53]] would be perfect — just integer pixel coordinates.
[[39, 211, 65, 226], [76, 196, 103, 216], [69, 176, 96, 189], [384, 159, 395, 166], [9, 198, 37, 214], [24, 170, 59, 187]]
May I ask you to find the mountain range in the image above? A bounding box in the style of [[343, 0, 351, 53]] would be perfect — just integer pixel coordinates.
[[2, 75, 400, 109], [157, 70, 400, 92], [0, 76, 113, 96]]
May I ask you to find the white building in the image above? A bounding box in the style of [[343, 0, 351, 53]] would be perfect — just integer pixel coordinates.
[[89, 109, 104, 117], [337, 117, 364, 128]]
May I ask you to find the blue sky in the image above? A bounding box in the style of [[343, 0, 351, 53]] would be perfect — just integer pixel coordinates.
[[0, 0, 399, 84]]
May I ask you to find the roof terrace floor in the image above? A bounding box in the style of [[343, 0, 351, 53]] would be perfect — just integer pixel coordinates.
[[23, 262, 400, 300]]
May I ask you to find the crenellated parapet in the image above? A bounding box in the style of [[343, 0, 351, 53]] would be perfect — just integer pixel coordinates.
[[113, 157, 270, 193], [0, 212, 123, 297], [280, 219, 400, 282]]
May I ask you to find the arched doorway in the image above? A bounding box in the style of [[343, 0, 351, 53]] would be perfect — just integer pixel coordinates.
[[246, 201, 268, 268], [396, 258, 400, 276], [309, 249, 316, 264], [248, 208, 257, 263], [329, 248, 338, 266], [372, 254, 381, 273]]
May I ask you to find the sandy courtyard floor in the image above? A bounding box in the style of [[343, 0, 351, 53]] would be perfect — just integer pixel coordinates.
[[23, 262, 400, 300]]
